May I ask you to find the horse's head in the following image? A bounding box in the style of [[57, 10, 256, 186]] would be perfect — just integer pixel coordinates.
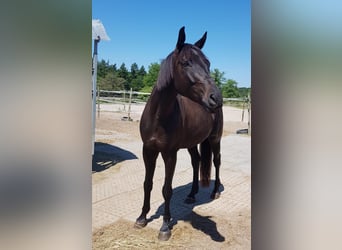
[[171, 27, 223, 112]]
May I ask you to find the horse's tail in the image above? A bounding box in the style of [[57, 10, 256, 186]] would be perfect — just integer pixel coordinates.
[[200, 138, 212, 187]]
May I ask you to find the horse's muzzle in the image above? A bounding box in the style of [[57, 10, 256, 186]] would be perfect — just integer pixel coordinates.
[[205, 91, 223, 111]]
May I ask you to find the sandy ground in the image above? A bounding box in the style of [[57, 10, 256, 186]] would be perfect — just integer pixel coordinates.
[[92, 103, 250, 249]]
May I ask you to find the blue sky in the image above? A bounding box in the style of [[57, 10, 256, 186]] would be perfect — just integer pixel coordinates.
[[92, 0, 250, 87]]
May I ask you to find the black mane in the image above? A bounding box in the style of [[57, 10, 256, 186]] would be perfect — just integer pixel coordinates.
[[156, 52, 174, 90]]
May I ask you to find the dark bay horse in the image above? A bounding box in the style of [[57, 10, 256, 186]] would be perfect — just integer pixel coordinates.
[[135, 27, 223, 240]]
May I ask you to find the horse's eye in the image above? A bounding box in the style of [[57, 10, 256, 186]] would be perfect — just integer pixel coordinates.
[[181, 60, 191, 67]]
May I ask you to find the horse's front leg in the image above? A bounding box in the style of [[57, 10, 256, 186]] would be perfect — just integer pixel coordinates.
[[158, 150, 177, 241], [185, 146, 200, 204], [135, 145, 158, 228], [211, 141, 221, 199]]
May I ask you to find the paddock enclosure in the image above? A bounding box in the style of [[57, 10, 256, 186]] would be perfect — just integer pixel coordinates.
[[96, 89, 251, 130]]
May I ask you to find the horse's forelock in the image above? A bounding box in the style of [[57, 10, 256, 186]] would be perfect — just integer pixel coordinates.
[[156, 45, 209, 91]]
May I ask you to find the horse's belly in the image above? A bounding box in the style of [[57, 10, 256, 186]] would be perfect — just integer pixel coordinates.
[[178, 130, 211, 148], [143, 130, 203, 151]]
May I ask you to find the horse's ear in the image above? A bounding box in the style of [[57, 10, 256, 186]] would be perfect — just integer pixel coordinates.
[[176, 26, 186, 51], [194, 31, 207, 49]]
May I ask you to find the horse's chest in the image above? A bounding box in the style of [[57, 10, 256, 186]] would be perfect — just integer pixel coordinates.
[[140, 102, 214, 150]]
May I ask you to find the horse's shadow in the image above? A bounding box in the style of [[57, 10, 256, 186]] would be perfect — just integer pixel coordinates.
[[147, 181, 225, 242], [92, 142, 138, 172]]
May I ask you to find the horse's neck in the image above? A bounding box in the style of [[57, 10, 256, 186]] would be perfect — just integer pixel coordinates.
[[150, 84, 178, 120]]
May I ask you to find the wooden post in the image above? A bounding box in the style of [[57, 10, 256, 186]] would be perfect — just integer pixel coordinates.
[[123, 90, 126, 111], [241, 98, 245, 122], [128, 88, 133, 121]]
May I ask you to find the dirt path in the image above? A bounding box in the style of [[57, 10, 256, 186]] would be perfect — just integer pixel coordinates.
[[92, 105, 250, 249]]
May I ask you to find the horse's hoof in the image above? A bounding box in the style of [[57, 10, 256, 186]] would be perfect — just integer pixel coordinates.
[[184, 196, 196, 204], [158, 220, 171, 241], [158, 229, 171, 241], [134, 218, 147, 229], [211, 192, 220, 199]]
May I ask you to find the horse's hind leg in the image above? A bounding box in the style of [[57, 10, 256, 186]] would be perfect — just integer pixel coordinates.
[[211, 141, 222, 199], [135, 145, 158, 228], [185, 146, 200, 204], [159, 150, 177, 241]]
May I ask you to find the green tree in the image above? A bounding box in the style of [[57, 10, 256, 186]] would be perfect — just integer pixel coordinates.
[[98, 72, 125, 91], [129, 64, 146, 91], [110, 63, 117, 74], [131, 75, 144, 91], [210, 68, 226, 89], [130, 63, 139, 80], [238, 87, 251, 98], [138, 65, 146, 77], [128, 63, 141, 90], [221, 79, 240, 98], [142, 62, 160, 92], [117, 63, 129, 89], [96, 59, 110, 80]]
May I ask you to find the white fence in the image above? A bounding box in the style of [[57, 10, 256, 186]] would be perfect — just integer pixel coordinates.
[[224, 96, 251, 129], [98, 89, 149, 103], [97, 89, 251, 134], [96, 89, 149, 121]]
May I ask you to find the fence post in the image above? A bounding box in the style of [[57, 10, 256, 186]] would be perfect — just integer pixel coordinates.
[[122, 91, 126, 111], [128, 88, 133, 121], [241, 98, 245, 122]]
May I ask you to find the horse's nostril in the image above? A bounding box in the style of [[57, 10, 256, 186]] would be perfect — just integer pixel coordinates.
[[209, 94, 217, 106]]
